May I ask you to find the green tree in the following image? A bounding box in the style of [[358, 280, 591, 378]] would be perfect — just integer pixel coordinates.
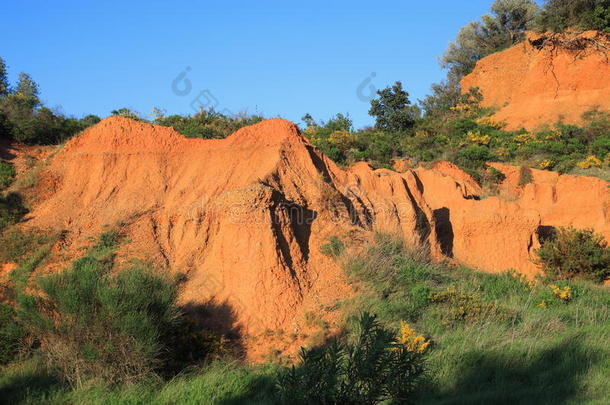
[[442, 0, 540, 79], [0, 57, 9, 96], [538, 0, 610, 32], [369, 81, 418, 133], [15, 73, 40, 107]]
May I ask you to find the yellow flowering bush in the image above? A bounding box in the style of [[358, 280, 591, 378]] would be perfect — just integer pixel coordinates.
[[543, 131, 562, 141], [302, 126, 320, 143], [550, 284, 573, 301], [328, 130, 356, 149], [475, 116, 505, 129], [450, 103, 472, 112], [431, 288, 517, 324], [577, 155, 602, 169], [514, 133, 537, 145], [394, 321, 430, 353], [538, 159, 553, 169], [467, 130, 491, 146]]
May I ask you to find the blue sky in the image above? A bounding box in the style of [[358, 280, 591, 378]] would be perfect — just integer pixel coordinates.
[[1, 0, 495, 128]]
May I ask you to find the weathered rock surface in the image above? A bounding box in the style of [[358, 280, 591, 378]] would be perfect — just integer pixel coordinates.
[[461, 31, 610, 130], [24, 117, 609, 356]]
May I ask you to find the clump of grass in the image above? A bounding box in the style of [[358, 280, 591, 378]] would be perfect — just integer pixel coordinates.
[[517, 165, 533, 186], [0, 192, 27, 232], [0, 227, 52, 264], [319, 236, 345, 258], [0, 161, 16, 190]]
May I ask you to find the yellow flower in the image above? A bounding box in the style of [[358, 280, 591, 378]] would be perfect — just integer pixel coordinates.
[[538, 159, 553, 169], [328, 130, 356, 149], [475, 116, 505, 129], [450, 103, 472, 112], [467, 131, 491, 146], [514, 133, 537, 144], [394, 321, 431, 353], [550, 285, 572, 301], [538, 300, 547, 308], [577, 155, 602, 169]]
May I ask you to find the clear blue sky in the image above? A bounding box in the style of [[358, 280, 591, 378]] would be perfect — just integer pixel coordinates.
[[1, 0, 495, 129]]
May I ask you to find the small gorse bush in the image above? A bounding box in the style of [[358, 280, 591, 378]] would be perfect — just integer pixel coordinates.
[[536, 226, 610, 283]]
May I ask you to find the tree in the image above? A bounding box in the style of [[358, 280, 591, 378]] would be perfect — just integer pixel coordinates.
[[419, 79, 462, 119], [0, 57, 9, 96], [15, 72, 40, 107], [442, 0, 540, 80], [538, 0, 610, 32], [369, 81, 419, 133]]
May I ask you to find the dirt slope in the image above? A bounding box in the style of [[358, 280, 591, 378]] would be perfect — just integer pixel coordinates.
[[461, 30, 610, 130], [22, 117, 610, 358]]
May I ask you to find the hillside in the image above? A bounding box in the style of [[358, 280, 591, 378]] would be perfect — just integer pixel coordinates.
[[461, 30, 610, 130], [12, 116, 608, 358]]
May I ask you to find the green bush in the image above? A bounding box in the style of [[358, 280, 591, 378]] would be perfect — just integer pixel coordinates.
[[430, 288, 519, 326], [538, 0, 610, 32], [0, 228, 51, 264], [320, 236, 345, 258], [0, 192, 27, 231], [536, 227, 610, 283], [154, 108, 264, 140], [0, 303, 24, 365], [0, 57, 99, 145], [0, 161, 15, 189], [17, 256, 181, 387], [276, 312, 425, 404]]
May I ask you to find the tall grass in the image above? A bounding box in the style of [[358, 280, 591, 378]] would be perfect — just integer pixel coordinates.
[[341, 233, 610, 404]]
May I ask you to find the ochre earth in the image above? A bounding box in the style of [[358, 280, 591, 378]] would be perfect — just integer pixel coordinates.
[[461, 30, 610, 130], [20, 117, 610, 358]]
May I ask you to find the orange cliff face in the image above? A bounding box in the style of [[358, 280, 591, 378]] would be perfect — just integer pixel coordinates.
[[21, 117, 610, 358], [461, 31, 610, 131]]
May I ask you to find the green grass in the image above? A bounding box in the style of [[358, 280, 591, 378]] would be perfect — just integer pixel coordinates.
[[0, 359, 278, 405], [0, 162, 16, 190], [2, 232, 609, 404], [339, 234, 610, 404]]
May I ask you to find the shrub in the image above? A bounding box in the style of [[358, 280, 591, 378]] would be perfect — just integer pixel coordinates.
[[17, 256, 182, 387], [517, 165, 533, 186], [0, 303, 24, 365], [320, 236, 345, 258], [536, 227, 610, 282], [0, 228, 51, 264], [276, 312, 425, 404], [0, 192, 27, 231], [430, 288, 518, 325], [538, 0, 610, 32], [0, 161, 15, 189]]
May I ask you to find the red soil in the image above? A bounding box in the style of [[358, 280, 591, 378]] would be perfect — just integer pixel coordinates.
[[19, 116, 610, 359], [461, 31, 610, 130]]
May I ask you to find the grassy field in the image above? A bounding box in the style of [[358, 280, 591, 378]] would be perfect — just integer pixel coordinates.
[[1, 233, 609, 404], [339, 234, 610, 404]]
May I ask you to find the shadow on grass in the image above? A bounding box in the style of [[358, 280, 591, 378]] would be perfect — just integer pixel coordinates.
[[216, 374, 279, 405], [418, 338, 598, 405], [0, 365, 63, 405]]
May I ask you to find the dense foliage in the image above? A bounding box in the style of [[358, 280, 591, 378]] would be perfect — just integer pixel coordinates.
[[0, 58, 100, 144], [442, 0, 540, 80], [537, 227, 610, 282], [539, 0, 610, 32], [277, 312, 425, 404], [152, 107, 264, 139]]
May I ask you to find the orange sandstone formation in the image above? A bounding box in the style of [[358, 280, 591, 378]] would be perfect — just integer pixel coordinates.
[[23, 117, 609, 356], [461, 31, 610, 130]]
